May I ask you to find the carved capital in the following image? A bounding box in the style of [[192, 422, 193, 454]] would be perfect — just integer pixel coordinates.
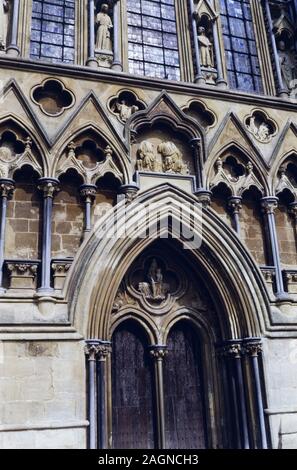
[[228, 196, 242, 215], [261, 197, 278, 215], [0, 179, 15, 198], [195, 189, 212, 209], [149, 345, 168, 360], [120, 183, 139, 203], [6, 261, 38, 290], [85, 341, 112, 360], [244, 341, 262, 357], [79, 184, 97, 203], [221, 342, 242, 359], [52, 262, 72, 275], [38, 178, 60, 198]]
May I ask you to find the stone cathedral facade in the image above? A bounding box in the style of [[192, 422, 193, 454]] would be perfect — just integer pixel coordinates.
[[0, 0, 297, 450]]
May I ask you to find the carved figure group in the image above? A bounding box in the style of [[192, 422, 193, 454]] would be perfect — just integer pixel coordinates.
[[247, 116, 272, 143], [137, 140, 189, 174]]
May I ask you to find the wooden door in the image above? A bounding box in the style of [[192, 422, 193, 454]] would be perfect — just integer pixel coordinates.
[[111, 321, 157, 449], [164, 321, 207, 449]]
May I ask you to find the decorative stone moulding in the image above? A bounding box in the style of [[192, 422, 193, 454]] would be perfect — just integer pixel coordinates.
[[5, 260, 39, 290], [52, 259, 73, 290], [245, 109, 277, 143], [0, 130, 42, 179], [182, 99, 216, 132], [31, 78, 75, 117], [285, 271, 297, 295], [108, 89, 146, 123]]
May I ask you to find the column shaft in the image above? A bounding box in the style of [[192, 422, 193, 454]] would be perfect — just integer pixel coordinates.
[[7, 0, 20, 56], [112, 0, 122, 71], [212, 20, 227, 87], [87, 0, 97, 66], [38, 179, 59, 294], [150, 346, 167, 449], [0, 180, 14, 291]]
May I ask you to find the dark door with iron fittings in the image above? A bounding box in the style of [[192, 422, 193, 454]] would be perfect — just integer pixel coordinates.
[[164, 321, 207, 449], [111, 321, 157, 449]]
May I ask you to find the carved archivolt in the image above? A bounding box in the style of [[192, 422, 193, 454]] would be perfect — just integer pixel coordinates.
[[56, 137, 123, 184], [0, 129, 42, 178], [245, 110, 277, 143], [210, 156, 264, 197]]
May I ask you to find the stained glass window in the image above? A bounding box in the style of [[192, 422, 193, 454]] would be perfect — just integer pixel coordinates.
[[30, 0, 75, 64], [127, 0, 181, 80], [220, 0, 263, 93]]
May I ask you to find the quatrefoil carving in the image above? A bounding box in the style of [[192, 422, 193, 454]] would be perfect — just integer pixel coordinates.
[[31, 78, 75, 116]]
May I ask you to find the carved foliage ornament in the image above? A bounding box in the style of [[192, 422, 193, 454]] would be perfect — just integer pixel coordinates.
[[136, 140, 189, 175]]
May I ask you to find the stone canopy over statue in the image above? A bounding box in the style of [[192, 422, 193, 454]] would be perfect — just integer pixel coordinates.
[[95, 3, 113, 52], [0, 0, 9, 51]]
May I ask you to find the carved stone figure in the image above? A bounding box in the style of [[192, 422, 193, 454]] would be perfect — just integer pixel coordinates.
[[138, 259, 169, 301], [278, 41, 297, 90], [116, 100, 139, 122], [0, 0, 9, 50], [157, 142, 189, 175], [137, 141, 156, 172], [197, 26, 214, 68], [257, 123, 270, 143], [95, 3, 113, 51]]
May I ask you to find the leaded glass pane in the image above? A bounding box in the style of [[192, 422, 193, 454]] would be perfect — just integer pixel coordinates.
[[30, 0, 75, 64], [127, 0, 181, 80], [220, 0, 263, 93]]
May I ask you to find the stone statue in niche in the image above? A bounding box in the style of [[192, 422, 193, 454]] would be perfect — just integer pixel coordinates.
[[158, 142, 189, 175], [277, 41, 297, 90], [95, 3, 113, 51], [0, 0, 9, 51], [139, 259, 170, 301], [197, 26, 214, 68], [136, 141, 156, 172], [115, 100, 139, 122]]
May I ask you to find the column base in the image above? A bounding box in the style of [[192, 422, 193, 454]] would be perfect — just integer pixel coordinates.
[[275, 292, 291, 302], [194, 75, 206, 86], [36, 287, 55, 296], [86, 57, 99, 68], [216, 78, 228, 89], [0, 287, 6, 295], [111, 61, 123, 71], [6, 45, 20, 57], [277, 88, 289, 99]]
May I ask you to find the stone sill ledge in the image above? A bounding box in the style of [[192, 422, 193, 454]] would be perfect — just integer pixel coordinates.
[[0, 56, 297, 111], [0, 420, 89, 433]]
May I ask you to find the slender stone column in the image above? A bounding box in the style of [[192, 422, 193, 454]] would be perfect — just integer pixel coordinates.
[[190, 137, 203, 189], [263, 0, 288, 97], [189, 0, 205, 84], [87, 0, 98, 67], [112, 0, 122, 71], [150, 345, 168, 450], [79, 184, 97, 236], [261, 197, 288, 300], [6, 0, 20, 57], [37, 178, 59, 294], [244, 339, 268, 449], [212, 18, 227, 88], [226, 342, 250, 449], [85, 340, 100, 450], [0, 179, 14, 293], [96, 342, 112, 450], [228, 196, 242, 235]]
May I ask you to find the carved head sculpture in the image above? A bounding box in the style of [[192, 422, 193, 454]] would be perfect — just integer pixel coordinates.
[[101, 3, 109, 13], [278, 40, 286, 51], [198, 26, 206, 35]]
